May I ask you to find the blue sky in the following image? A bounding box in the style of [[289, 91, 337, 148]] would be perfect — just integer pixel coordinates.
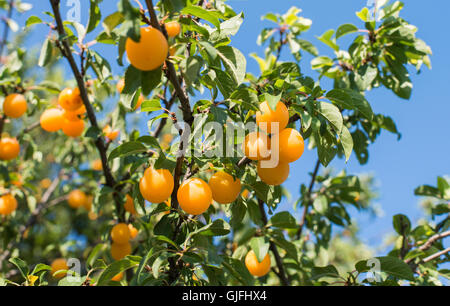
[[15, 0, 449, 254]]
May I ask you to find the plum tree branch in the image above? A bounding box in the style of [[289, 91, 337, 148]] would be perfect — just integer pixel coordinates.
[[0, 0, 13, 57], [48, 0, 124, 221], [296, 159, 321, 239], [405, 230, 450, 264]]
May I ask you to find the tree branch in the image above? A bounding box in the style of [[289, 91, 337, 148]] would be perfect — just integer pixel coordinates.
[[296, 159, 321, 239], [0, 0, 13, 57], [422, 247, 450, 263], [49, 0, 124, 221]]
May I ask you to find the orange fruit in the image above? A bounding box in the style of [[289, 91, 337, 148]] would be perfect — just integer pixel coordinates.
[[257, 161, 289, 186], [58, 88, 83, 111], [50, 258, 68, 279], [245, 250, 271, 277], [3, 93, 27, 118], [40, 178, 52, 189], [177, 178, 212, 215], [0, 137, 20, 160], [62, 118, 84, 137], [0, 194, 18, 215], [88, 211, 98, 220], [242, 131, 271, 161], [273, 128, 304, 163], [125, 27, 168, 71], [128, 224, 138, 240], [111, 223, 131, 244], [111, 272, 123, 282], [165, 21, 181, 37], [40, 108, 64, 132], [111, 241, 131, 260], [91, 159, 103, 171], [208, 171, 241, 204], [124, 194, 137, 215], [103, 125, 119, 140], [256, 101, 289, 134], [139, 167, 174, 203], [67, 189, 87, 209], [62, 105, 86, 122]]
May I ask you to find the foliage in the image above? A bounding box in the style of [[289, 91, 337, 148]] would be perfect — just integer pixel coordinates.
[[0, 0, 447, 286]]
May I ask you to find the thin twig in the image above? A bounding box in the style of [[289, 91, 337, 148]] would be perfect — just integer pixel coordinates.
[[0, 0, 14, 57], [296, 159, 321, 239]]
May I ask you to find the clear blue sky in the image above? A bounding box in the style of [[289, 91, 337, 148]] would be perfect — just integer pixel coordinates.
[[15, 1, 450, 253]]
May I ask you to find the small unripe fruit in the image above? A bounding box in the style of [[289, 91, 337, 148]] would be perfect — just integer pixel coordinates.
[[177, 178, 212, 215], [208, 171, 241, 204], [0, 137, 20, 160], [111, 223, 131, 244], [245, 250, 271, 277], [256, 101, 289, 134], [139, 167, 174, 203], [3, 93, 27, 118]]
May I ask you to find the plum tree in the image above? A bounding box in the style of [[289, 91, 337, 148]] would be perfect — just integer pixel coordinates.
[[0, 0, 446, 288]]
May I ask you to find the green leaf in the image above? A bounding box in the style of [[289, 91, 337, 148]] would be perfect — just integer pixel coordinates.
[[336, 23, 358, 39], [38, 38, 53, 67], [249, 237, 270, 262], [414, 185, 440, 198], [317, 29, 339, 51], [356, 256, 415, 281], [216, 46, 246, 84], [25, 16, 42, 27], [141, 68, 162, 96], [86, 0, 101, 33], [356, 7, 370, 22], [313, 195, 328, 214], [9, 258, 29, 280], [58, 275, 87, 286], [339, 125, 353, 162], [392, 214, 411, 235], [140, 99, 162, 112], [102, 11, 124, 36], [97, 257, 140, 285], [181, 5, 221, 28], [316, 101, 343, 133], [311, 265, 340, 280], [267, 211, 297, 228], [326, 89, 374, 120], [264, 92, 282, 112], [219, 12, 243, 36], [197, 219, 231, 236], [86, 244, 105, 269], [109, 141, 148, 160]]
